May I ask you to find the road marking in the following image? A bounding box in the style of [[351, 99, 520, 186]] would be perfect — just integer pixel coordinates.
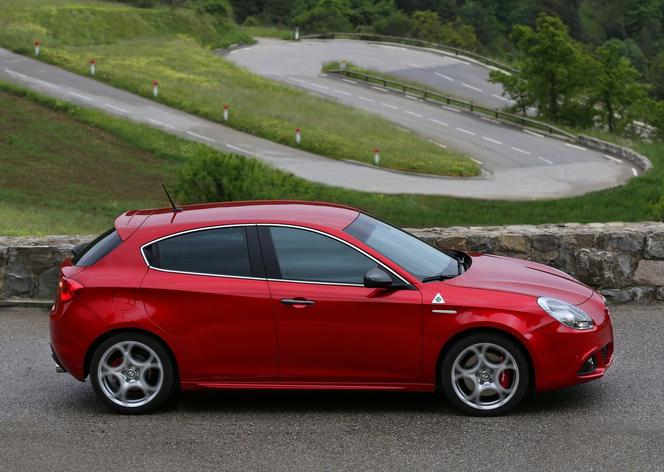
[[405, 94, 420, 101], [397, 127, 411, 133], [632, 168, 638, 176], [429, 118, 448, 126], [523, 129, 544, 138], [289, 77, 306, 84], [310, 83, 329, 90], [372, 86, 390, 92], [434, 72, 454, 81], [456, 127, 476, 136], [482, 136, 502, 145], [104, 104, 130, 114], [381, 102, 398, 110], [147, 118, 174, 129], [320, 73, 328, 77], [404, 62, 422, 69], [226, 144, 255, 156], [604, 154, 623, 163], [442, 105, 460, 113], [481, 116, 501, 124], [471, 158, 483, 165], [565, 143, 587, 151], [405, 110, 423, 118], [376, 44, 407, 51], [358, 96, 375, 103], [334, 89, 351, 96], [68, 91, 93, 102], [427, 139, 447, 149], [538, 156, 554, 165], [511, 146, 531, 155], [186, 131, 215, 143], [4, 68, 28, 79], [492, 94, 510, 102], [341, 78, 357, 85], [462, 82, 483, 93]]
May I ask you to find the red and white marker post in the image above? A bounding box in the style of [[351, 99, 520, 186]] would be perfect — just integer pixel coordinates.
[[152, 80, 159, 97], [295, 128, 301, 145], [89, 58, 96, 76], [373, 148, 380, 166], [223, 104, 229, 122], [34, 40, 40, 56]]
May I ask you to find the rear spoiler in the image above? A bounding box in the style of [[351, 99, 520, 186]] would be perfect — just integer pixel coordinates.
[[114, 210, 153, 241]]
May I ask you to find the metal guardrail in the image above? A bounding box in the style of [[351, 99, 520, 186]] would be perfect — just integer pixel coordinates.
[[301, 32, 518, 74], [328, 69, 576, 140]]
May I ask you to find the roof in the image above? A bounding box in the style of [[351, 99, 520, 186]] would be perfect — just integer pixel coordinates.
[[115, 200, 361, 239]]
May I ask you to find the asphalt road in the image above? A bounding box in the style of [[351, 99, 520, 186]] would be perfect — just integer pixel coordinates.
[[0, 46, 631, 200], [1, 304, 663, 471]]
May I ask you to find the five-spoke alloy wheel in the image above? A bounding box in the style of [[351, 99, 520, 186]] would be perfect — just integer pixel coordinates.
[[441, 333, 529, 416], [90, 333, 175, 414]]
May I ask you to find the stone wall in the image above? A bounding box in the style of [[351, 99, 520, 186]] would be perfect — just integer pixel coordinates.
[[2, 222, 664, 304]]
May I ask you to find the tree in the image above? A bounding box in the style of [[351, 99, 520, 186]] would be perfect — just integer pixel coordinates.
[[373, 10, 414, 36], [589, 40, 649, 132], [292, 0, 353, 32], [411, 10, 442, 42], [489, 70, 534, 115]]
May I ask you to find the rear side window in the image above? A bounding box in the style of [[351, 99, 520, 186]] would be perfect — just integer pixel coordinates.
[[73, 229, 122, 267], [147, 227, 252, 277]]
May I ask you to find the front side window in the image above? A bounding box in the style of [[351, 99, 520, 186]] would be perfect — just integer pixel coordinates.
[[268, 227, 377, 284], [148, 226, 252, 277]]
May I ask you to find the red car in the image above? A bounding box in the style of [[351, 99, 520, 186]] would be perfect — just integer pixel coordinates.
[[50, 201, 613, 416]]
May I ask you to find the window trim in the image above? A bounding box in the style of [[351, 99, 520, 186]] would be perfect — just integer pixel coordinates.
[[257, 224, 410, 287], [140, 224, 265, 281]]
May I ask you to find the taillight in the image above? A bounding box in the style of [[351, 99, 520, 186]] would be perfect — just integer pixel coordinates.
[[58, 277, 84, 303]]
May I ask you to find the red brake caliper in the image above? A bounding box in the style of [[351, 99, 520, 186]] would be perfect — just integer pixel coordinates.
[[499, 370, 511, 388]]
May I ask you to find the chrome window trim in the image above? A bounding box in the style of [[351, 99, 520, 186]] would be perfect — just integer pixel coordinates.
[[258, 223, 410, 286], [138, 222, 410, 287]]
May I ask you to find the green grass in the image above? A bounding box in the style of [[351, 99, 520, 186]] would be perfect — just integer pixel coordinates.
[[241, 25, 295, 40], [2, 80, 663, 237], [0, 0, 478, 177]]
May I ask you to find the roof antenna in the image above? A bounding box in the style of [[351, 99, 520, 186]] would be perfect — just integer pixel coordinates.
[[162, 184, 183, 213]]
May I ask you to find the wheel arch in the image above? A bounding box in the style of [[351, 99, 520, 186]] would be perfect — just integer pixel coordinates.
[[434, 327, 536, 391]]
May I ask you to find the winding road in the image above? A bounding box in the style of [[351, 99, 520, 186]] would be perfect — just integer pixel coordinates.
[[0, 41, 634, 200]]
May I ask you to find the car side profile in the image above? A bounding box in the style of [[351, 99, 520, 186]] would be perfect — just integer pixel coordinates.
[[50, 201, 613, 416]]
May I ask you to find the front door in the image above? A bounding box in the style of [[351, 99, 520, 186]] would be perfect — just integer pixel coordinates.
[[260, 225, 422, 383]]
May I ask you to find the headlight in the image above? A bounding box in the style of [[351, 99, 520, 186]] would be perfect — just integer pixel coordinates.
[[537, 297, 594, 330]]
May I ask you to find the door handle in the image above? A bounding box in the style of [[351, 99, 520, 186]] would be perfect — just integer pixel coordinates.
[[280, 298, 315, 307]]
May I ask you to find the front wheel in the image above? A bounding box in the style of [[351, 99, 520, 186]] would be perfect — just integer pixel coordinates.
[[440, 333, 530, 416], [90, 333, 176, 414]]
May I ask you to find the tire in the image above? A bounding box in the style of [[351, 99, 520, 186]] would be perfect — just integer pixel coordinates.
[[440, 332, 530, 416], [90, 332, 176, 414]]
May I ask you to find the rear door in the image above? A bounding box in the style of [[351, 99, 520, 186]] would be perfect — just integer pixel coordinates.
[[140, 225, 277, 381], [259, 225, 423, 383]]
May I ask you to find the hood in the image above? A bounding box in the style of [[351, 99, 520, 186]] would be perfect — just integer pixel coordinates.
[[447, 254, 593, 305]]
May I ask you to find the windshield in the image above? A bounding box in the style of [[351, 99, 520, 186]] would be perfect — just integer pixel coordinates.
[[345, 214, 459, 281]]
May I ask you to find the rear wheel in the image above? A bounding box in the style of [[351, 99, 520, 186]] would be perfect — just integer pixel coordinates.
[[441, 332, 529, 416], [90, 333, 175, 414]]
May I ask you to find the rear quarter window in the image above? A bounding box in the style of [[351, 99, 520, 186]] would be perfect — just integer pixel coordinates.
[[73, 229, 122, 267]]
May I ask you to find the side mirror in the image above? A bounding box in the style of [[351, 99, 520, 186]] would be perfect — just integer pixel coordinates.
[[364, 267, 393, 289]]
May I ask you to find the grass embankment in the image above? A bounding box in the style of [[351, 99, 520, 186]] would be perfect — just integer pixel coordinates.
[[0, 1, 478, 177], [2, 81, 664, 237]]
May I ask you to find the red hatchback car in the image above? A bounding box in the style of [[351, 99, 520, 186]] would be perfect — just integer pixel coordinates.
[[50, 201, 613, 416]]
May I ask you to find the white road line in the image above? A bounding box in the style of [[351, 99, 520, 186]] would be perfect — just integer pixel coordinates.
[[429, 118, 448, 126], [523, 129, 544, 138], [404, 62, 422, 69], [462, 82, 483, 93], [471, 158, 483, 165], [186, 131, 215, 143], [4, 68, 28, 79], [358, 96, 375, 103], [511, 146, 531, 155], [310, 83, 329, 90], [341, 78, 357, 85], [68, 91, 93, 102], [405, 94, 420, 101], [104, 104, 130, 114], [538, 156, 554, 165], [434, 72, 454, 81], [405, 110, 423, 118], [226, 144, 255, 156], [482, 136, 502, 145], [492, 94, 510, 102], [372, 86, 390, 92], [320, 73, 328, 77], [604, 154, 623, 163], [427, 139, 447, 149], [376, 44, 407, 51], [480, 116, 500, 124], [381, 102, 398, 110], [442, 105, 460, 113], [456, 127, 476, 136], [334, 89, 351, 96], [632, 168, 638, 176], [147, 118, 174, 129], [565, 143, 587, 151], [397, 127, 411, 133], [289, 77, 306, 84]]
